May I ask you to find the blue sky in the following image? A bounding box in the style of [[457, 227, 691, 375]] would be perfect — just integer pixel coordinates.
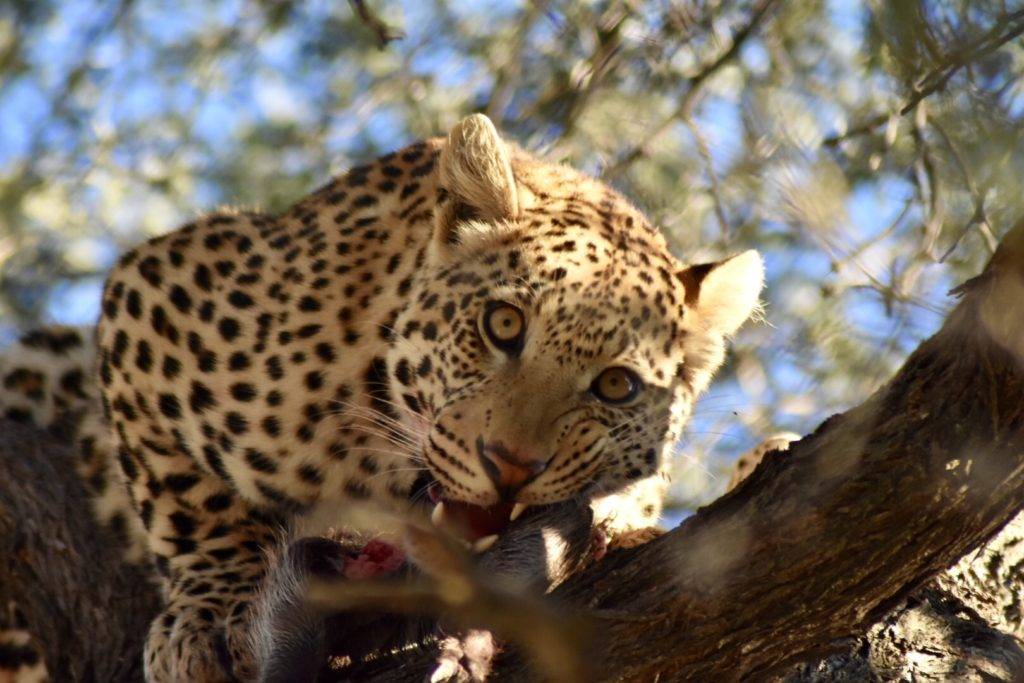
[[1, 0, 969, 509]]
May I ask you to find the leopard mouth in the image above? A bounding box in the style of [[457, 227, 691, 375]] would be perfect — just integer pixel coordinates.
[[421, 478, 529, 552]]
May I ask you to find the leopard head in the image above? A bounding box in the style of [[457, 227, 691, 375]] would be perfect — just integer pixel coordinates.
[[387, 114, 762, 533]]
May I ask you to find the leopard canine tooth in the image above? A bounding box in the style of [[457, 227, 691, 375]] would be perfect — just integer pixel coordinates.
[[473, 534, 499, 553], [430, 501, 446, 526], [509, 503, 528, 521]]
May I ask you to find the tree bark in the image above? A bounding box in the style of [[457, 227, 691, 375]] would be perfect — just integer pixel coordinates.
[[2, 221, 1024, 681], [785, 511, 1024, 681], [0, 420, 160, 682]]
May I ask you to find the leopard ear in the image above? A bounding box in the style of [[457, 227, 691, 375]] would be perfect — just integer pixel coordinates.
[[678, 250, 764, 336], [435, 113, 520, 246]]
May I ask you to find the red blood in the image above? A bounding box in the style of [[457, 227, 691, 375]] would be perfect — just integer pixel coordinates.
[[343, 539, 405, 579]]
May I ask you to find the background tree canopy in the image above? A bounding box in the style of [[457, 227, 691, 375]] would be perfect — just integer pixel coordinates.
[[1, 0, 1022, 517]]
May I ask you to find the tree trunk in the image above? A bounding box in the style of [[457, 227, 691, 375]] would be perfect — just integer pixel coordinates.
[[2, 220, 1024, 681]]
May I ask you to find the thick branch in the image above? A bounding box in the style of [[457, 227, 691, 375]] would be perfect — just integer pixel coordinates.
[[788, 511, 1024, 681]]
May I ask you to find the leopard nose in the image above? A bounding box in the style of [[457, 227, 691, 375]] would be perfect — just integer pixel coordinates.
[[476, 438, 549, 500]]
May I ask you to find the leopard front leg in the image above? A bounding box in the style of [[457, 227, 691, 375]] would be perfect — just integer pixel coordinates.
[[122, 440, 276, 682]]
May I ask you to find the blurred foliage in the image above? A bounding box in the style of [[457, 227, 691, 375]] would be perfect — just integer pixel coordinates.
[[1, 0, 1023, 511]]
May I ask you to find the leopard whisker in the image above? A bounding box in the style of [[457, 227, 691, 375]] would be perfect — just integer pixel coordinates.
[[356, 393, 435, 425], [335, 424, 423, 451], [374, 322, 433, 354], [607, 412, 652, 436], [360, 464, 430, 485], [329, 400, 424, 440], [322, 407, 421, 442], [329, 416, 422, 444], [330, 397, 422, 428], [351, 445, 426, 463]]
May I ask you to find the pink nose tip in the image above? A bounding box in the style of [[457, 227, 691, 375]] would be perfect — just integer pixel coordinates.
[[476, 438, 549, 500]]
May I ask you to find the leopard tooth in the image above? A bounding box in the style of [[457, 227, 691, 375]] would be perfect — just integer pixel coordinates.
[[431, 501, 446, 526], [473, 534, 499, 553], [509, 503, 528, 522]]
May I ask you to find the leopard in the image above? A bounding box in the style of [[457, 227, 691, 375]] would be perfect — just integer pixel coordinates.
[[0, 630, 46, 683], [727, 432, 800, 491], [0, 113, 764, 681], [0, 605, 46, 683]]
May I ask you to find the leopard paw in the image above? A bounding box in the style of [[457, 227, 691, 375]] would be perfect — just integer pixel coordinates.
[[145, 602, 256, 682]]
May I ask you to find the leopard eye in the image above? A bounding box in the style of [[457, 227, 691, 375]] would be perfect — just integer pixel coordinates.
[[482, 302, 525, 354], [591, 367, 642, 404]]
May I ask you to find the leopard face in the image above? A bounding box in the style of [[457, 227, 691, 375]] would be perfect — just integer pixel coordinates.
[[387, 115, 763, 517]]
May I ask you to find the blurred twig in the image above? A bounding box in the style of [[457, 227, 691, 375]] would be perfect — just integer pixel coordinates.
[[309, 576, 589, 682], [685, 115, 730, 240], [348, 0, 404, 49], [909, 103, 945, 259], [930, 120, 1000, 261], [485, 3, 544, 123], [823, 9, 1024, 147], [603, 0, 779, 178], [516, 4, 629, 139]]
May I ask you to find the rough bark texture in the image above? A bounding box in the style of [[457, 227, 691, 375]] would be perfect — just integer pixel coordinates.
[[1, 222, 1023, 681], [786, 512, 1024, 682], [0, 420, 161, 682]]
